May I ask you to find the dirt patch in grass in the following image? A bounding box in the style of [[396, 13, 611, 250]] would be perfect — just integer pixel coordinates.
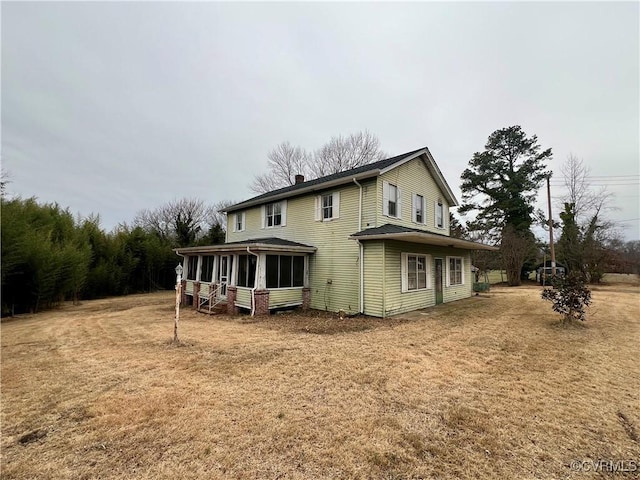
[[2, 287, 639, 479]]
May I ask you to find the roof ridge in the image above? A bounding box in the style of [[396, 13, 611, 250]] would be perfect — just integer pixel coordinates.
[[225, 146, 427, 212]]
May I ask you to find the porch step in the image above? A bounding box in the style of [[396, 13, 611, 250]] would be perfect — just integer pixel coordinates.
[[196, 301, 227, 315]]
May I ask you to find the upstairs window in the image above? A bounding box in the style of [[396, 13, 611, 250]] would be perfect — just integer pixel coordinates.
[[413, 194, 425, 224], [315, 192, 340, 221], [262, 201, 287, 228], [435, 200, 444, 229], [383, 181, 402, 218], [322, 194, 333, 219], [234, 212, 245, 232]]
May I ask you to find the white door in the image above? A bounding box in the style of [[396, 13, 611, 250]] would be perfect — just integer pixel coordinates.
[[218, 255, 231, 298]]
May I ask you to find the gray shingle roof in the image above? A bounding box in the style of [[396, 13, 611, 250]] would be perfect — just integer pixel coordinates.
[[351, 224, 498, 251], [351, 224, 453, 238], [225, 147, 426, 213], [221, 237, 315, 248], [174, 237, 316, 254]]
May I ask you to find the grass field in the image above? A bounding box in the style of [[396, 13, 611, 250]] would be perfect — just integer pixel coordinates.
[[2, 284, 639, 479]]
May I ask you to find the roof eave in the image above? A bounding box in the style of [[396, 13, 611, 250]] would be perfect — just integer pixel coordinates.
[[224, 170, 380, 213], [174, 243, 317, 255], [350, 232, 498, 251]]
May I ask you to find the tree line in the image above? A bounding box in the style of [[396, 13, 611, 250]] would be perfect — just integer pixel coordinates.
[[3, 128, 637, 316], [1, 196, 228, 316], [456, 127, 639, 283]]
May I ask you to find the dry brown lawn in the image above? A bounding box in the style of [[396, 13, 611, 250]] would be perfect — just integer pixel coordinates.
[[1, 284, 639, 479]]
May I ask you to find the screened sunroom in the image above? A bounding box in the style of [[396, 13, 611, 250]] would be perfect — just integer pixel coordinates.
[[174, 238, 316, 315]]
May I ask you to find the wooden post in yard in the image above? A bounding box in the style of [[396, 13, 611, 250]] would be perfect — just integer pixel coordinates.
[[547, 175, 557, 276]]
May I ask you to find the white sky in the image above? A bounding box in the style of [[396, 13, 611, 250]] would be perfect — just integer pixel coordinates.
[[2, 2, 639, 240]]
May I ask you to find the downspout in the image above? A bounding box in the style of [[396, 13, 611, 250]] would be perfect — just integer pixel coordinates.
[[246, 246, 259, 316], [352, 178, 363, 231], [382, 241, 386, 319], [353, 178, 364, 314]]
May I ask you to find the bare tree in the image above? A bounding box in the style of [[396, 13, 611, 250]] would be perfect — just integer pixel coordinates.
[[207, 200, 235, 232], [250, 142, 311, 194], [556, 154, 619, 283], [309, 131, 386, 178], [1, 168, 10, 198], [560, 154, 615, 222], [250, 131, 386, 194], [134, 198, 215, 247]]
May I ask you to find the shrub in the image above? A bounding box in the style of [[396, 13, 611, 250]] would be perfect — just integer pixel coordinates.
[[541, 272, 592, 323]]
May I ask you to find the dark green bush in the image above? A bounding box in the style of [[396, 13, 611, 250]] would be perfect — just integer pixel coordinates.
[[541, 272, 592, 323]]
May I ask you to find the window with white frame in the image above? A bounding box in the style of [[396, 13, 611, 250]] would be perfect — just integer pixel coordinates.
[[447, 256, 464, 286], [263, 201, 286, 228], [200, 256, 215, 282], [435, 200, 444, 228], [383, 181, 401, 218], [186, 256, 198, 281], [316, 192, 340, 221], [234, 212, 245, 232], [266, 255, 304, 288], [237, 254, 257, 288], [401, 253, 430, 292], [413, 194, 425, 224]]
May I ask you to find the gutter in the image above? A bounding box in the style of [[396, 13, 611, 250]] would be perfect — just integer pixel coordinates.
[[225, 170, 379, 213], [353, 178, 364, 314]]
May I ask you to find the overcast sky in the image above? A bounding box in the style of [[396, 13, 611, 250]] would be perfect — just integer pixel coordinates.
[[2, 2, 639, 240]]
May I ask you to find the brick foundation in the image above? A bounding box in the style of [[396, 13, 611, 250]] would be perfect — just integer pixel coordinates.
[[253, 289, 270, 316], [193, 282, 200, 310], [180, 280, 187, 305], [302, 287, 311, 311], [226, 286, 239, 315]]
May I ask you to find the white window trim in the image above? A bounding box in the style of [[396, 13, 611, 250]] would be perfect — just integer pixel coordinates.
[[446, 256, 465, 287], [233, 212, 245, 232], [435, 200, 445, 229], [412, 194, 425, 225], [401, 252, 432, 293], [383, 181, 402, 219], [261, 200, 287, 229], [315, 192, 340, 221]]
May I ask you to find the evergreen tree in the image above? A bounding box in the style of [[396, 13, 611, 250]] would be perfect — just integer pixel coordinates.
[[460, 126, 551, 285]]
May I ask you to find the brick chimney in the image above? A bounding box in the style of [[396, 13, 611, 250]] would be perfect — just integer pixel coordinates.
[[294, 174, 305, 184]]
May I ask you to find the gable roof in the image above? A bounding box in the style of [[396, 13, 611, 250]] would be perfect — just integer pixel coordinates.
[[350, 224, 498, 251], [225, 147, 458, 213]]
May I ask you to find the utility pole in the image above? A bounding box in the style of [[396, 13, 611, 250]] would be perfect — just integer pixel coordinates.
[[547, 175, 556, 276]]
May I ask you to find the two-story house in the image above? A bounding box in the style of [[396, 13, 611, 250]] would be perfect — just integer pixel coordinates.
[[175, 147, 497, 318]]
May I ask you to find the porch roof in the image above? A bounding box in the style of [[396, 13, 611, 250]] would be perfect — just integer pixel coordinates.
[[174, 237, 317, 255], [350, 224, 498, 251]]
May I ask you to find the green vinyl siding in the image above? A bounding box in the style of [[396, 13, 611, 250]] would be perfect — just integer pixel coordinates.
[[379, 241, 471, 317], [376, 157, 450, 234], [223, 156, 468, 317], [227, 184, 362, 315], [269, 288, 303, 308], [362, 242, 384, 316], [235, 287, 252, 308]]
